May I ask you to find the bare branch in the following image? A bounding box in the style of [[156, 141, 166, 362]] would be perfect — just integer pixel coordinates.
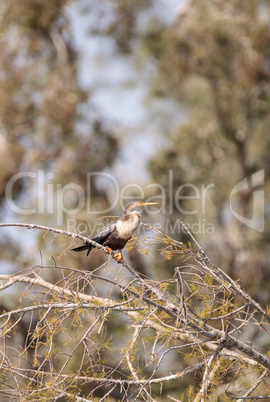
[[0, 221, 270, 399]]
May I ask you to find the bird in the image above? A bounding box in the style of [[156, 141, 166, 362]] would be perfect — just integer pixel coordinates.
[[72, 201, 157, 263]]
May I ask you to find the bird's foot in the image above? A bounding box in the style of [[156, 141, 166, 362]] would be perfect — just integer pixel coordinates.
[[113, 252, 124, 264], [105, 247, 123, 263], [105, 247, 113, 254]]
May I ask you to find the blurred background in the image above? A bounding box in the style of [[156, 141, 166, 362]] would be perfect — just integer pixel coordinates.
[[1, 0, 269, 288], [0, 0, 270, 396]]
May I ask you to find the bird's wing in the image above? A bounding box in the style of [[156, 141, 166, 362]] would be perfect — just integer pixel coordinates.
[[93, 221, 117, 243]]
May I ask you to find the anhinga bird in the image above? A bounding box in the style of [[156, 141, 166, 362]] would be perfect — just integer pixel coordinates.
[[72, 201, 157, 263]]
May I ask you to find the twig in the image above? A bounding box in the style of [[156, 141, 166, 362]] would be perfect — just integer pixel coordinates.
[[225, 369, 270, 401], [194, 337, 226, 401]]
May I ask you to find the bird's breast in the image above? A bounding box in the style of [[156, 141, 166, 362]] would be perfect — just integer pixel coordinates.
[[116, 216, 140, 239]]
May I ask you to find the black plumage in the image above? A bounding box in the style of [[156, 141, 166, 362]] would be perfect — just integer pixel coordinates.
[[72, 221, 123, 256]]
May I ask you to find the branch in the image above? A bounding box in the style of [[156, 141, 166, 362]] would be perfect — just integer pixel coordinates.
[[225, 369, 270, 401], [1, 219, 270, 401], [0, 271, 260, 373], [0, 222, 112, 255], [5, 362, 207, 386], [0, 273, 112, 307], [194, 337, 226, 402], [180, 221, 270, 324]]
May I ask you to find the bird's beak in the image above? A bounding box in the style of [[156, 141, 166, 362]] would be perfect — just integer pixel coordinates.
[[140, 202, 158, 206]]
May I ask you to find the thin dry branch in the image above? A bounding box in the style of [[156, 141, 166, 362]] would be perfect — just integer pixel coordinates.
[[225, 369, 270, 401], [0, 221, 270, 400]]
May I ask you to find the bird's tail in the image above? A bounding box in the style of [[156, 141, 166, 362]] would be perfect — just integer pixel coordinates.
[[72, 244, 93, 256]]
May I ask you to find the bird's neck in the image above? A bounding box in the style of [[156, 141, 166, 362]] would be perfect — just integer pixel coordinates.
[[116, 213, 140, 239]]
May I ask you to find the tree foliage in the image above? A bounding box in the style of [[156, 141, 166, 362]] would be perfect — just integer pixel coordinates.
[[147, 0, 270, 297], [0, 0, 270, 400], [0, 222, 270, 400], [0, 0, 119, 208]]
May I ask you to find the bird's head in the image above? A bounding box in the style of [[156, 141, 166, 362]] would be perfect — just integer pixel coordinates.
[[123, 201, 158, 216]]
